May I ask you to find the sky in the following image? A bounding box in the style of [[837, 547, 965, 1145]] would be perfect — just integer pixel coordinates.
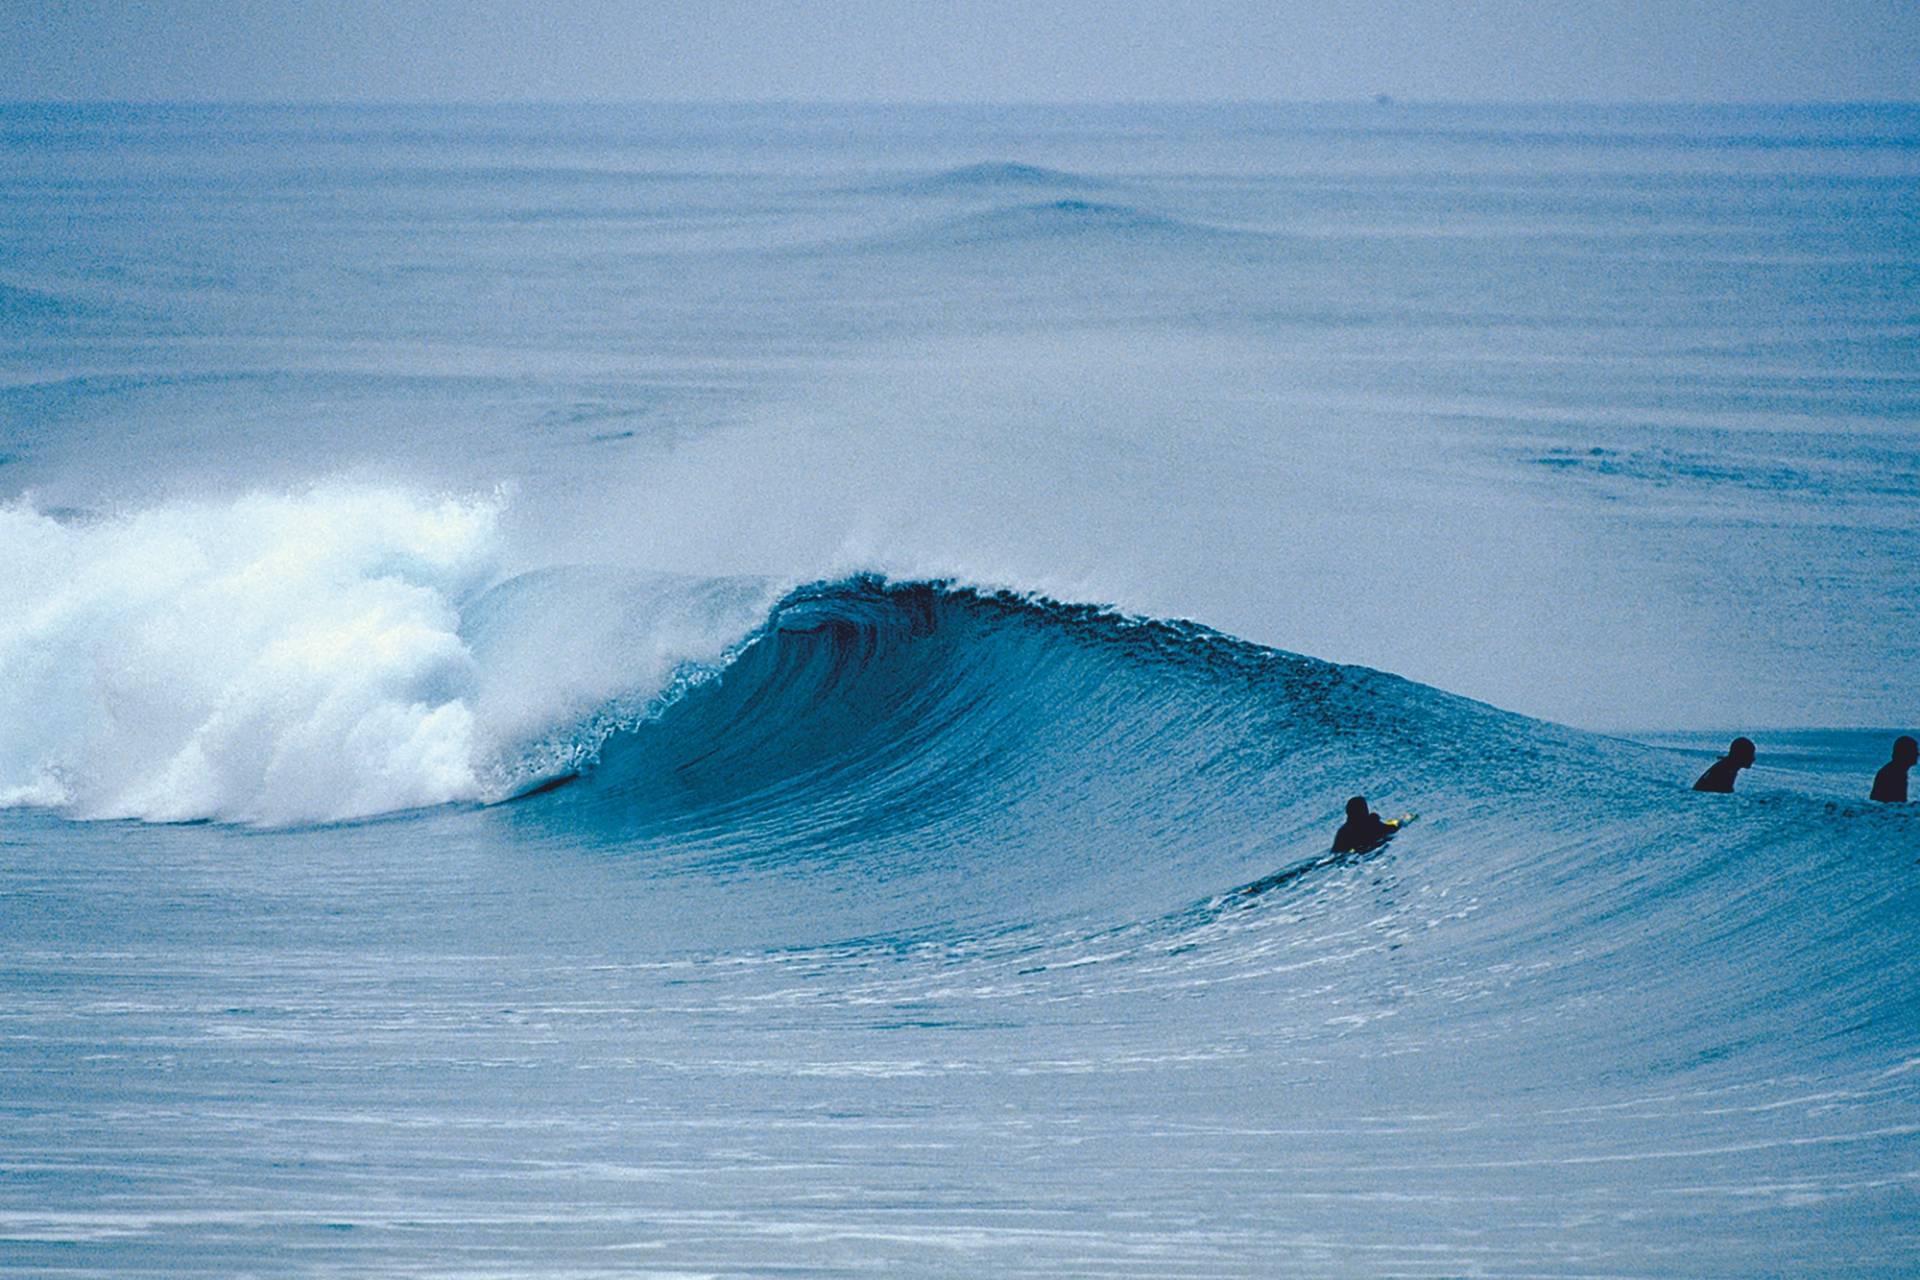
[[1, 0, 1916, 104]]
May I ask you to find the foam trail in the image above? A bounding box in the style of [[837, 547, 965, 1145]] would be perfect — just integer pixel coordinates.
[[0, 486, 499, 824]]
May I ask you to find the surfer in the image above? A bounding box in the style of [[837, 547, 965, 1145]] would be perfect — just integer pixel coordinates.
[[1871, 735, 1917, 803], [1331, 796, 1402, 854], [1692, 736, 1756, 793]]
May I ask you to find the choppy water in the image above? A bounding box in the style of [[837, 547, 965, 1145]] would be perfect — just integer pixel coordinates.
[[2, 104, 1918, 1276]]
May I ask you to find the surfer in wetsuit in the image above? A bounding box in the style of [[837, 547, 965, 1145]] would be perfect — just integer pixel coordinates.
[[1871, 735, 1917, 803], [1692, 736, 1756, 793], [1331, 796, 1401, 854]]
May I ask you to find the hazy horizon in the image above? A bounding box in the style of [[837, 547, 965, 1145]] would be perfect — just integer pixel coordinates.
[[4, 1, 1916, 106], [6, 95, 1919, 107]]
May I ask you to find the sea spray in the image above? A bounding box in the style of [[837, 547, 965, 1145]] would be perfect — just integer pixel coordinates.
[[0, 485, 498, 823]]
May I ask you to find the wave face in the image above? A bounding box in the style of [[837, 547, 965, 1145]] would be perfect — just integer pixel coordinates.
[[521, 576, 1920, 1105], [542, 576, 1543, 902]]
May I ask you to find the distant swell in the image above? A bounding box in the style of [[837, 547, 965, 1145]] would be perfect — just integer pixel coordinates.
[[839, 200, 1241, 255], [889, 161, 1106, 195]]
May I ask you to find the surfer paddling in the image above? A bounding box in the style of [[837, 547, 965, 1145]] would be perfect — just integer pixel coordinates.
[[1692, 736, 1755, 794], [1331, 796, 1410, 854]]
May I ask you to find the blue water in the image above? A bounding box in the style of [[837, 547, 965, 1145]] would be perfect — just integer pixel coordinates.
[[2, 104, 1918, 1275]]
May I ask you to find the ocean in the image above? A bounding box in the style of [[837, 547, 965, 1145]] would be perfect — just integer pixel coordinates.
[[2, 102, 1917, 1275]]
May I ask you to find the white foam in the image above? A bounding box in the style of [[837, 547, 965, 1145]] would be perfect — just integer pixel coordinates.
[[0, 485, 500, 824]]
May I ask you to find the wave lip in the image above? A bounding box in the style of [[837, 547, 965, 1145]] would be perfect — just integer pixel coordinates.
[[458, 565, 778, 801]]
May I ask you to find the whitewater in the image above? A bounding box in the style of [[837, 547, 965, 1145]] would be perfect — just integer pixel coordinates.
[[2, 103, 1918, 1276]]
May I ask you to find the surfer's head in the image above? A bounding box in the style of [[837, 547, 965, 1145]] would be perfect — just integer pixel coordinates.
[[1345, 796, 1370, 821], [1894, 736, 1919, 767], [1729, 737, 1756, 767]]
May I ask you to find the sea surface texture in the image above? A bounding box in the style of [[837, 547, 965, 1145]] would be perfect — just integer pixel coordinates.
[[2, 104, 1918, 1276]]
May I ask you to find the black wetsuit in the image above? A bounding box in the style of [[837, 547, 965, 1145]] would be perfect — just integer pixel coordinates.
[[1692, 758, 1744, 793], [1871, 761, 1910, 803], [1331, 813, 1397, 854]]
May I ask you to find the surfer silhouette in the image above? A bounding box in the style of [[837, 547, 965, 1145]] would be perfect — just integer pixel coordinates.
[[1871, 735, 1917, 803], [1692, 736, 1756, 793], [1331, 796, 1402, 854]]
